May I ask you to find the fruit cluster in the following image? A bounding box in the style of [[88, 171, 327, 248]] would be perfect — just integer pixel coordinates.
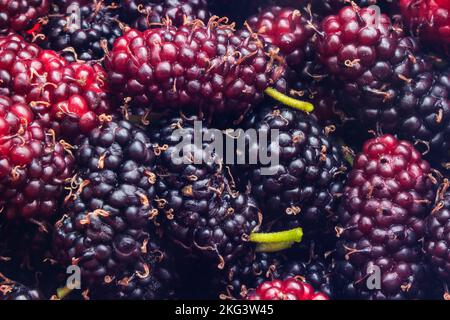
[[1, 0, 450, 301]]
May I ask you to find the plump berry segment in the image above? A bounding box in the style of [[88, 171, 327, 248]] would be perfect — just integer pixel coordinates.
[[247, 277, 329, 300], [334, 135, 434, 299], [219, 249, 334, 299], [246, 6, 346, 125], [247, 6, 317, 72], [105, 20, 286, 118], [91, 238, 179, 300], [52, 120, 158, 287]]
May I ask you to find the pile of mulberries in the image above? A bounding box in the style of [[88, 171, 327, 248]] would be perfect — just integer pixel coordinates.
[[1, 0, 450, 301]]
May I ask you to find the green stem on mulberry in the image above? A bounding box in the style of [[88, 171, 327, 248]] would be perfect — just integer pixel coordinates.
[[249, 227, 303, 253], [249, 227, 303, 243], [265, 88, 314, 113]]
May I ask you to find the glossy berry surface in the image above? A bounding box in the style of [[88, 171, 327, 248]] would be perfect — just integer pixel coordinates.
[[52, 120, 158, 287], [105, 20, 285, 119], [316, 6, 450, 157], [91, 238, 179, 300], [243, 105, 346, 236], [247, 6, 318, 72], [247, 278, 329, 300], [219, 249, 335, 299]]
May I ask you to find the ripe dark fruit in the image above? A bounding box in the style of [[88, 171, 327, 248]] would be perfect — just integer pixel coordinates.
[[105, 18, 286, 120], [247, 277, 329, 300], [52, 119, 158, 287], [424, 179, 450, 288], [121, 0, 211, 30], [242, 105, 346, 236], [0, 0, 49, 34], [91, 238, 178, 300], [35, 0, 123, 62], [150, 115, 262, 268], [334, 135, 434, 299]]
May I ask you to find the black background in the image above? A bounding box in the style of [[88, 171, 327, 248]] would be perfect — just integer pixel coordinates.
[[0, 300, 446, 319]]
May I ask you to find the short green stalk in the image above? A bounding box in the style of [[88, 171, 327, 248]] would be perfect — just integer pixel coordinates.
[[249, 227, 303, 253], [265, 88, 314, 113]]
